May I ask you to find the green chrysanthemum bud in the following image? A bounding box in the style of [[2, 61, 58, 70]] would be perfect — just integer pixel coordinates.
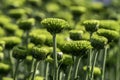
[[83, 66, 101, 76], [60, 54, 73, 65], [97, 29, 119, 42], [46, 3, 60, 13], [70, 6, 86, 15], [0, 36, 21, 49], [69, 30, 83, 40], [0, 40, 5, 50], [32, 47, 49, 60], [82, 20, 99, 32], [0, 62, 10, 75], [90, 2, 104, 11], [91, 33, 108, 49], [41, 18, 69, 34], [8, 9, 26, 19], [35, 76, 44, 80], [18, 18, 35, 31], [12, 46, 27, 59], [27, 43, 35, 55], [99, 20, 120, 31], [0, 15, 11, 27], [14, 29, 24, 37], [3, 23, 19, 34], [0, 52, 4, 61], [0, 27, 6, 37], [33, 12, 46, 21], [2, 77, 13, 80], [30, 34, 46, 45], [62, 40, 92, 56]]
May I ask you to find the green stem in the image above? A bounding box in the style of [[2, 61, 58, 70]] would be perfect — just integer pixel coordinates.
[[14, 59, 20, 80], [90, 51, 98, 80], [101, 46, 108, 80], [72, 56, 82, 80], [65, 65, 72, 80], [45, 62, 49, 80], [116, 51, 120, 80], [31, 60, 39, 80], [53, 34, 58, 80]]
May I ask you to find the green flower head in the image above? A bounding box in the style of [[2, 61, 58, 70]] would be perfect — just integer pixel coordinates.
[[62, 40, 92, 56], [91, 33, 108, 49], [12, 46, 27, 60], [0, 36, 21, 49], [41, 18, 70, 34], [69, 30, 83, 40], [97, 29, 119, 42], [2, 77, 13, 80], [18, 18, 35, 31], [0, 52, 4, 61], [0, 62, 10, 75], [82, 20, 99, 32], [32, 47, 49, 60]]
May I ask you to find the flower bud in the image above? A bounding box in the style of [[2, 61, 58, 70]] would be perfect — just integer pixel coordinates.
[[8, 9, 26, 19], [69, 30, 83, 40], [0, 62, 10, 75], [18, 18, 35, 31], [0, 36, 21, 49], [32, 47, 49, 60], [41, 18, 70, 34], [83, 66, 101, 76], [60, 54, 73, 65], [91, 33, 108, 49], [82, 20, 99, 32], [99, 20, 120, 31], [0, 27, 6, 37], [30, 34, 46, 45], [62, 40, 92, 56], [97, 29, 119, 42], [12, 46, 27, 60], [35, 76, 44, 80], [0, 52, 4, 61]]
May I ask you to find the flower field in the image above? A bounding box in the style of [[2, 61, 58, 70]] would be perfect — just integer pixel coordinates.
[[0, 0, 120, 80]]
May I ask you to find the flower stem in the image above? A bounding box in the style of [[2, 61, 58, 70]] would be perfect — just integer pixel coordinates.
[[72, 56, 82, 80], [31, 60, 39, 80], [65, 65, 72, 80], [13, 59, 20, 80], [45, 62, 49, 80], [90, 51, 98, 80], [53, 34, 58, 80], [101, 46, 108, 80]]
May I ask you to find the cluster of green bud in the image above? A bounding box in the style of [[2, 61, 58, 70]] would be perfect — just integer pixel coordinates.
[[30, 34, 46, 45], [69, 30, 83, 40], [0, 36, 21, 49], [97, 29, 119, 42], [32, 46, 49, 60], [33, 12, 46, 21], [82, 20, 99, 32], [41, 18, 69, 34], [12, 46, 27, 60], [91, 33, 108, 49], [99, 20, 120, 31], [14, 29, 24, 37], [18, 18, 35, 31], [62, 40, 92, 56], [70, 6, 86, 15], [83, 66, 101, 76], [0, 41, 5, 51], [8, 9, 26, 19], [0, 62, 10, 75]]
